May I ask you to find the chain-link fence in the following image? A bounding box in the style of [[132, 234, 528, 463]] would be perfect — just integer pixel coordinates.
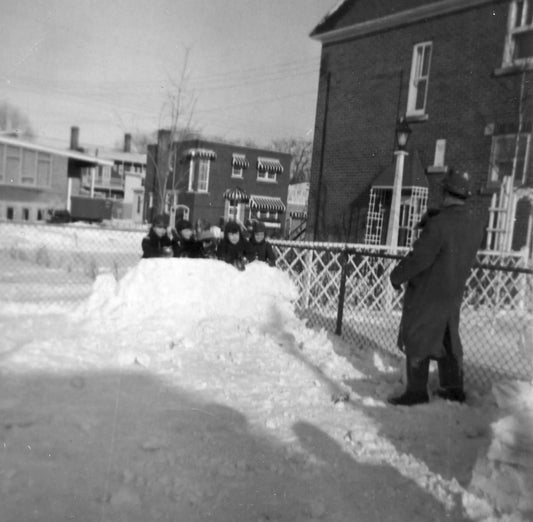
[[1, 222, 532, 388], [272, 239, 533, 389]]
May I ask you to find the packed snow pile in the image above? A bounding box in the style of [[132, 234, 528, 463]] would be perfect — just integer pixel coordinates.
[[469, 380, 533, 519], [74, 258, 299, 335], [1, 257, 532, 521]]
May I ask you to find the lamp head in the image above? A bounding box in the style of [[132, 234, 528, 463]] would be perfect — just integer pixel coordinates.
[[396, 117, 412, 150]]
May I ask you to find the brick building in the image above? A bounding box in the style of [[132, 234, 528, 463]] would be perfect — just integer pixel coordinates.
[[145, 131, 292, 236], [308, 0, 532, 256]]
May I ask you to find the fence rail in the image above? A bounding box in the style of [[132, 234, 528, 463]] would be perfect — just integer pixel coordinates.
[[1, 221, 532, 388]]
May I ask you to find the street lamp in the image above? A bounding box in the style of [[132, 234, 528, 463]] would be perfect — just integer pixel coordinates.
[[386, 117, 412, 249]]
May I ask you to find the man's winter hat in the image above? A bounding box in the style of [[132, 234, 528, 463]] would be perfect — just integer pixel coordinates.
[[224, 221, 241, 235], [253, 220, 266, 234], [443, 169, 472, 199], [176, 219, 193, 232], [152, 214, 168, 227]]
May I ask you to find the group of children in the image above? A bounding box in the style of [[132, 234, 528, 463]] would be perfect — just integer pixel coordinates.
[[141, 214, 276, 270]]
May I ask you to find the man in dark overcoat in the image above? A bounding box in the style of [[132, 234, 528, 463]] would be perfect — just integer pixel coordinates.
[[388, 170, 485, 406]]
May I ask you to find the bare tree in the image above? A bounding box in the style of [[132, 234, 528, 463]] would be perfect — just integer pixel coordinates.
[[270, 137, 312, 182], [148, 47, 199, 217], [0, 101, 34, 138]]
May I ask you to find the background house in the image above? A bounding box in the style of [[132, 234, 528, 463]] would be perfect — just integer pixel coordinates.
[[308, 0, 533, 256], [145, 131, 292, 236], [286, 180, 309, 239], [81, 132, 147, 224], [0, 133, 112, 223]]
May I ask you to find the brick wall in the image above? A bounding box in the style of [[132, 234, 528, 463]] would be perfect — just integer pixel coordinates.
[[308, 1, 532, 244]]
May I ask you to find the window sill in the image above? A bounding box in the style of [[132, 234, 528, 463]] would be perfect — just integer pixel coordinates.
[[256, 179, 278, 184], [405, 113, 429, 123], [494, 62, 533, 77]]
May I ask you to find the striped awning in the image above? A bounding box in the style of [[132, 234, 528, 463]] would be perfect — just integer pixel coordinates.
[[290, 210, 308, 219], [257, 157, 284, 174], [232, 153, 249, 169], [183, 148, 217, 160], [250, 195, 286, 213], [223, 186, 249, 203]]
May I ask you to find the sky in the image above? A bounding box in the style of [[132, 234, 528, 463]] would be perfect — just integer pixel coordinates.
[[1, 238, 532, 519], [0, 0, 338, 151]]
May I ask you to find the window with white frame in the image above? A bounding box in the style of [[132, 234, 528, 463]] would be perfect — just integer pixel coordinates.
[[406, 42, 432, 117], [187, 159, 210, 192], [232, 164, 243, 178], [197, 159, 210, 192], [257, 170, 277, 182], [503, 0, 533, 66], [488, 133, 531, 186]]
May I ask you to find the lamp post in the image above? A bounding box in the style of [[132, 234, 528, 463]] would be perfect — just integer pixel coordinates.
[[386, 117, 412, 250]]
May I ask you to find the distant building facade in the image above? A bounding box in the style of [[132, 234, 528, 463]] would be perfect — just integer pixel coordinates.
[[0, 128, 147, 224], [308, 0, 533, 255], [286, 181, 309, 239], [145, 132, 292, 235], [0, 133, 112, 222]]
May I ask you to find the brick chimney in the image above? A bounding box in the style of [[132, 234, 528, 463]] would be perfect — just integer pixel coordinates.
[[70, 126, 80, 150], [124, 133, 132, 153]]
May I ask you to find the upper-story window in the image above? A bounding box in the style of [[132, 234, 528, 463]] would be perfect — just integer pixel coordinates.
[[488, 133, 532, 187], [406, 42, 432, 117], [503, 0, 533, 67], [0, 144, 52, 187], [257, 157, 283, 183], [197, 159, 209, 192], [231, 153, 248, 178], [188, 158, 210, 192]]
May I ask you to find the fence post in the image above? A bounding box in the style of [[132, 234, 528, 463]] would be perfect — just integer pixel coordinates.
[[335, 248, 348, 336], [302, 249, 313, 309]]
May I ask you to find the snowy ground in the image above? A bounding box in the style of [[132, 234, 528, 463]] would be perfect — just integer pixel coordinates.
[[0, 259, 532, 521]]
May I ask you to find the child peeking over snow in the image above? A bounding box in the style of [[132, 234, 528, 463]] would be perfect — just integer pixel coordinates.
[[174, 219, 203, 258], [141, 214, 176, 258], [248, 220, 276, 266], [216, 221, 253, 270]]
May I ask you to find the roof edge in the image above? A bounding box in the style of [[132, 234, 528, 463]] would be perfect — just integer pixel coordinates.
[[0, 136, 113, 166], [311, 0, 497, 44]]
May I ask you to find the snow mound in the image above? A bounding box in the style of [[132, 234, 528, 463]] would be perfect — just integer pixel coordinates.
[[73, 259, 299, 335], [468, 380, 533, 520]]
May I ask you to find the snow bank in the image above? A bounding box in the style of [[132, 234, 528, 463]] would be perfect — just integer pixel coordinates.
[[73, 258, 299, 336], [469, 380, 533, 520]]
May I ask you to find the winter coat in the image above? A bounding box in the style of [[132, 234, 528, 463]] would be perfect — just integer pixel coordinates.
[[248, 237, 276, 266], [141, 228, 175, 258], [173, 238, 204, 259], [390, 203, 484, 361], [216, 229, 253, 267]]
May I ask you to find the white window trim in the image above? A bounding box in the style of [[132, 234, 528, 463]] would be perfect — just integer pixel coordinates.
[[488, 132, 532, 186], [256, 170, 277, 183], [232, 165, 243, 178], [187, 158, 211, 192], [406, 41, 432, 117], [503, 0, 533, 67], [197, 158, 210, 193]]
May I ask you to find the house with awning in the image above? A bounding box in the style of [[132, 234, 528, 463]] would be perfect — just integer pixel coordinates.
[[0, 133, 112, 222], [146, 132, 291, 236]]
